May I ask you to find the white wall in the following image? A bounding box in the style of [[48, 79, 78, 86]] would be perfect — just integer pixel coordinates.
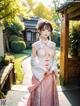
[[0, 25, 4, 57]]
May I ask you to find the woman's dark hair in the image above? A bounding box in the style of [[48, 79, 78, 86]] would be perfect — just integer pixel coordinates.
[[37, 21, 53, 32]]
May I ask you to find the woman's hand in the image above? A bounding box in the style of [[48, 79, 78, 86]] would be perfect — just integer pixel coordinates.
[[44, 71, 51, 77], [49, 70, 59, 79]]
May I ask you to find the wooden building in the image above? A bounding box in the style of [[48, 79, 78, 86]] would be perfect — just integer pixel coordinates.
[[57, 2, 80, 84], [23, 17, 39, 48]]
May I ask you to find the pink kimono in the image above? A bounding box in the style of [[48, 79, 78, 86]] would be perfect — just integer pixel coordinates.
[[18, 39, 59, 106]]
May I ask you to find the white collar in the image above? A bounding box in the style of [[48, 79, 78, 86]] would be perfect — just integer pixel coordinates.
[[39, 39, 52, 48], [39, 39, 48, 44]]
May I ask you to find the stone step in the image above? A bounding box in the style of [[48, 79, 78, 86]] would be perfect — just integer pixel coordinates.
[[6, 90, 26, 106], [10, 84, 80, 92], [11, 85, 28, 92]]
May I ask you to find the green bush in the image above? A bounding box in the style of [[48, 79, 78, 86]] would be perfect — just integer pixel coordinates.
[[11, 41, 26, 53], [69, 27, 80, 56], [9, 35, 24, 43], [26, 43, 32, 49]]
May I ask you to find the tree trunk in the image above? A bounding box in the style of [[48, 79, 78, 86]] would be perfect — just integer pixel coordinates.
[[4, 34, 10, 52]]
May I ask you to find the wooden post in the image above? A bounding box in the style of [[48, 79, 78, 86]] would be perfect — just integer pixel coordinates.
[[11, 63, 16, 84], [60, 12, 69, 84], [6, 73, 12, 90]]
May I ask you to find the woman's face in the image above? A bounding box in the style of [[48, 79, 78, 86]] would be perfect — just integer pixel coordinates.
[[40, 25, 51, 38]]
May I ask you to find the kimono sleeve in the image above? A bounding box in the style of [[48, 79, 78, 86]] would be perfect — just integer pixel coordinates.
[[30, 43, 46, 81], [50, 43, 58, 72]]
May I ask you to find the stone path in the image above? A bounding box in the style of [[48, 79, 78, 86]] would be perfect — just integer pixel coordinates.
[[6, 57, 80, 106], [22, 57, 32, 85]]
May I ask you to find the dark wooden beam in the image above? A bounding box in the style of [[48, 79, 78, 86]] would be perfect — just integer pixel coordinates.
[[67, 3, 80, 14], [68, 7, 80, 19]]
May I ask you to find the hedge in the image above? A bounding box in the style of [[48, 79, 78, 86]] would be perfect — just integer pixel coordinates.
[[11, 41, 26, 53], [9, 35, 24, 43]]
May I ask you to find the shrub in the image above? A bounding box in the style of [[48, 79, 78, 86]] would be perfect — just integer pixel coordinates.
[[11, 41, 26, 53], [5, 54, 14, 63], [69, 27, 80, 57], [26, 43, 32, 49], [9, 35, 24, 43]]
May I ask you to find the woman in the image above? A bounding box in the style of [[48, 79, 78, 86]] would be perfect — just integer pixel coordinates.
[[18, 20, 59, 106]]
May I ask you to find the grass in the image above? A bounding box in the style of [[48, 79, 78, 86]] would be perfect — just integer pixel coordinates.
[[5, 49, 31, 84], [14, 56, 26, 84], [13, 53, 29, 84]]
